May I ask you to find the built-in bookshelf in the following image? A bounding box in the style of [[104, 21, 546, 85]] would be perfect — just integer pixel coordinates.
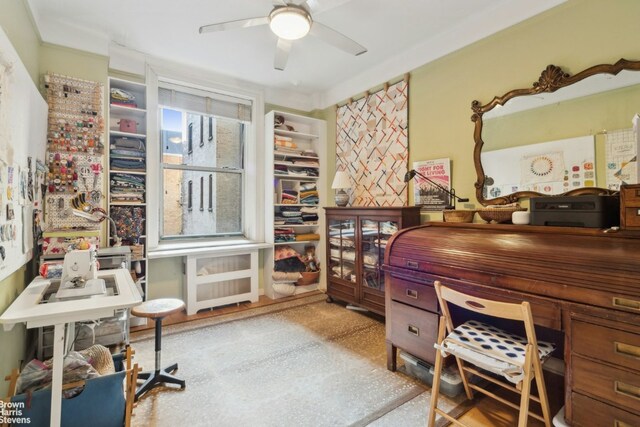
[[264, 111, 326, 299]]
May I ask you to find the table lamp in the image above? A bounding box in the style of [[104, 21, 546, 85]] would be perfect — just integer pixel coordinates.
[[72, 209, 122, 246], [331, 170, 351, 207]]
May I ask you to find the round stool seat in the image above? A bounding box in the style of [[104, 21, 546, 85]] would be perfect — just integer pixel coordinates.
[[131, 298, 185, 319]]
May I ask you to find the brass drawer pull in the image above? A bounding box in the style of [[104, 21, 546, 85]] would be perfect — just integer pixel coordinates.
[[615, 421, 633, 427], [613, 297, 640, 312], [406, 289, 418, 299], [407, 325, 420, 336], [614, 381, 640, 401], [614, 341, 640, 360], [406, 260, 419, 269]]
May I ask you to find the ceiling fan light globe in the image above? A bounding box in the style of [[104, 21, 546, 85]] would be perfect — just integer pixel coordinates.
[[269, 8, 311, 40]]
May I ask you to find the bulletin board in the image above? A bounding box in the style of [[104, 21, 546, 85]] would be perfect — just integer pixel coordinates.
[[0, 27, 48, 282], [481, 136, 595, 198]]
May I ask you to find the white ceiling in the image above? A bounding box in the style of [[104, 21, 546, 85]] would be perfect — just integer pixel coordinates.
[[27, 0, 565, 110]]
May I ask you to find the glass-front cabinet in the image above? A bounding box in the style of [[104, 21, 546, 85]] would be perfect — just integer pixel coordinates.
[[324, 207, 421, 315]]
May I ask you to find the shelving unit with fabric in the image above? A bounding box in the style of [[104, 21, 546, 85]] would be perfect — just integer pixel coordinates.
[[264, 111, 326, 299], [108, 76, 148, 326]]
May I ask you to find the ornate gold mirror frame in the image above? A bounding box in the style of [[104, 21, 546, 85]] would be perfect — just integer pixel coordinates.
[[471, 58, 640, 206]]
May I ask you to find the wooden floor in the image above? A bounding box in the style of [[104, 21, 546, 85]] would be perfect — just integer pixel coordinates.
[[131, 291, 564, 426]]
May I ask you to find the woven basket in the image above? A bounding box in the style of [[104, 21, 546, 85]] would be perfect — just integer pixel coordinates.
[[442, 210, 476, 223], [477, 207, 526, 224], [296, 271, 320, 286]]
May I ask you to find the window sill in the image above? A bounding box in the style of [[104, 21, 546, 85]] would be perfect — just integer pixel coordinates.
[[148, 240, 271, 259]]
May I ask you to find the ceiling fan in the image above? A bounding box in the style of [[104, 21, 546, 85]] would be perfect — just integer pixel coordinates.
[[199, 0, 367, 71]]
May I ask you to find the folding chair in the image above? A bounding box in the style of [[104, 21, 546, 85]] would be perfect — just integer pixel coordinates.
[[428, 281, 554, 427]]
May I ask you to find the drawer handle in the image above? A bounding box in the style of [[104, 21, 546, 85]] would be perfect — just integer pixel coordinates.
[[615, 421, 633, 427], [406, 289, 418, 299], [614, 342, 640, 360], [614, 381, 640, 401], [406, 260, 419, 269], [407, 325, 420, 336], [613, 297, 640, 312]]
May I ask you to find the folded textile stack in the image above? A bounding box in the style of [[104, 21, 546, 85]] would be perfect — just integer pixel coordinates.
[[300, 182, 319, 205], [281, 189, 298, 204], [110, 173, 145, 203], [274, 135, 297, 150], [275, 207, 303, 225], [110, 137, 145, 158], [288, 167, 319, 177], [300, 205, 318, 224], [110, 157, 145, 172], [273, 245, 307, 274], [292, 158, 319, 167], [275, 227, 296, 243], [295, 233, 320, 241], [275, 164, 289, 176], [301, 149, 318, 157], [111, 206, 144, 240], [110, 88, 137, 108]]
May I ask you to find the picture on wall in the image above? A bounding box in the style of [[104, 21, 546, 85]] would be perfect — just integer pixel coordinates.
[[413, 158, 451, 211], [481, 135, 595, 198], [604, 126, 638, 191], [336, 79, 408, 207]]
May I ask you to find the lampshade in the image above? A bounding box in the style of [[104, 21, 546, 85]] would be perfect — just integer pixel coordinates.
[[331, 170, 351, 189], [269, 7, 311, 40]]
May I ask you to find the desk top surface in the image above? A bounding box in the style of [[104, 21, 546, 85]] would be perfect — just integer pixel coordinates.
[[0, 268, 142, 330]]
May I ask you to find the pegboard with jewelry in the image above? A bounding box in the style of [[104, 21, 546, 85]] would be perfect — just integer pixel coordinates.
[[43, 73, 105, 234]]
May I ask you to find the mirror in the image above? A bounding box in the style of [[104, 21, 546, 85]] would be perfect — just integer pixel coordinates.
[[471, 58, 640, 206]]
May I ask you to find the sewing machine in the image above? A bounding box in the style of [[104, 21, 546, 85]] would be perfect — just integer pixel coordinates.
[[56, 249, 106, 299]]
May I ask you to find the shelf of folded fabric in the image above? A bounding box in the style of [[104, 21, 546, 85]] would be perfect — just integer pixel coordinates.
[[109, 201, 147, 206], [110, 130, 147, 139], [274, 128, 319, 140], [110, 103, 146, 116], [274, 173, 318, 180], [110, 169, 146, 175], [274, 153, 319, 161], [274, 240, 318, 246]]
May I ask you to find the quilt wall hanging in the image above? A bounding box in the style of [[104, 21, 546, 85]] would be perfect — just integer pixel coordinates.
[[336, 77, 409, 207]]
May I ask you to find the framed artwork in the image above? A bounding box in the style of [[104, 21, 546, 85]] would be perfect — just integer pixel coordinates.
[[336, 79, 409, 206], [413, 158, 451, 211]]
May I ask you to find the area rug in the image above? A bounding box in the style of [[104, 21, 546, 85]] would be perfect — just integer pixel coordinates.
[[129, 294, 466, 426]]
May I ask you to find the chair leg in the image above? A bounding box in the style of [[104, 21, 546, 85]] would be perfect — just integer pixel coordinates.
[[428, 316, 447, 427], [517, 346, 534, 427], [532, 354, 552, 427]]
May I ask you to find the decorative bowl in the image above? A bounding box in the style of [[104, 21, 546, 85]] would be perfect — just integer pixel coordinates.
[[442, 210, 476, 223], [477, 207, 527, 224]]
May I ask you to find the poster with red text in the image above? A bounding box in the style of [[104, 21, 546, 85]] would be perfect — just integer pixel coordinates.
[[413, 158, 451, 211]]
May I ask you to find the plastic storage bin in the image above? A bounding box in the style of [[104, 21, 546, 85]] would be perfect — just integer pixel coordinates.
[[9, 353, 129, 427], [399, 351, 463, 397]]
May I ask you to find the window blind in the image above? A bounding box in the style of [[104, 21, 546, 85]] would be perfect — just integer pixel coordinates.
[[159, 83, 252, 122]]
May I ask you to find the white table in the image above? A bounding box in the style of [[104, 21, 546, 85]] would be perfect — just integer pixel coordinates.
[[0, 268, 142, 427]]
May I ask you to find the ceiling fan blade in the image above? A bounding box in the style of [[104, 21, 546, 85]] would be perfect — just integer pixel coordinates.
[[309, 22, 367, 56], [199, 16, 269, 34], [274, 38, 292, 71], [302, 0, 353, 14]]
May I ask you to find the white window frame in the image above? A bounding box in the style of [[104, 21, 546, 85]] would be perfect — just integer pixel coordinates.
[[146, 61, 265, 251]]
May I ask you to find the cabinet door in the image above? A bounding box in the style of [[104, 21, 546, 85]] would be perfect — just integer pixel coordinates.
[[328, 217, 356, 281], [360, 218, 399, 297]]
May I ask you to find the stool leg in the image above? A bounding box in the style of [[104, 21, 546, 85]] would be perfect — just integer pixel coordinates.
[[135, 316, 186, 401], [154, 317, 162, 372]]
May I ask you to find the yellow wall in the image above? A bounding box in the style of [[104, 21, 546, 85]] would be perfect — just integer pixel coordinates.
[[0, 0, 41, 397], [322, 0, 640, 221]]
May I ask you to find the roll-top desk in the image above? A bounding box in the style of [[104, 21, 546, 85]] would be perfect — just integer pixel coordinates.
[[383, 222, 640, 426]]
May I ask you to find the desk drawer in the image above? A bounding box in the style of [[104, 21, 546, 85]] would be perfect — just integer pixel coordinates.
[[572, 392, 640, 427], [389, 276, 437, 312], [388, 300, 439, 364], [623, 207, 640, 228], [572, 355, 640, 415], [621, 185, 640, 205], [572, 320, 640, 372]]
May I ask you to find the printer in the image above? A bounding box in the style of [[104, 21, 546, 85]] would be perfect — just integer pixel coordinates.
[[530, 195, 619, 228]]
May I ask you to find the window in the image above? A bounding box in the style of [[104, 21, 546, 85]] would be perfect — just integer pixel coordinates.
[[158, 83, 252, 240]]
